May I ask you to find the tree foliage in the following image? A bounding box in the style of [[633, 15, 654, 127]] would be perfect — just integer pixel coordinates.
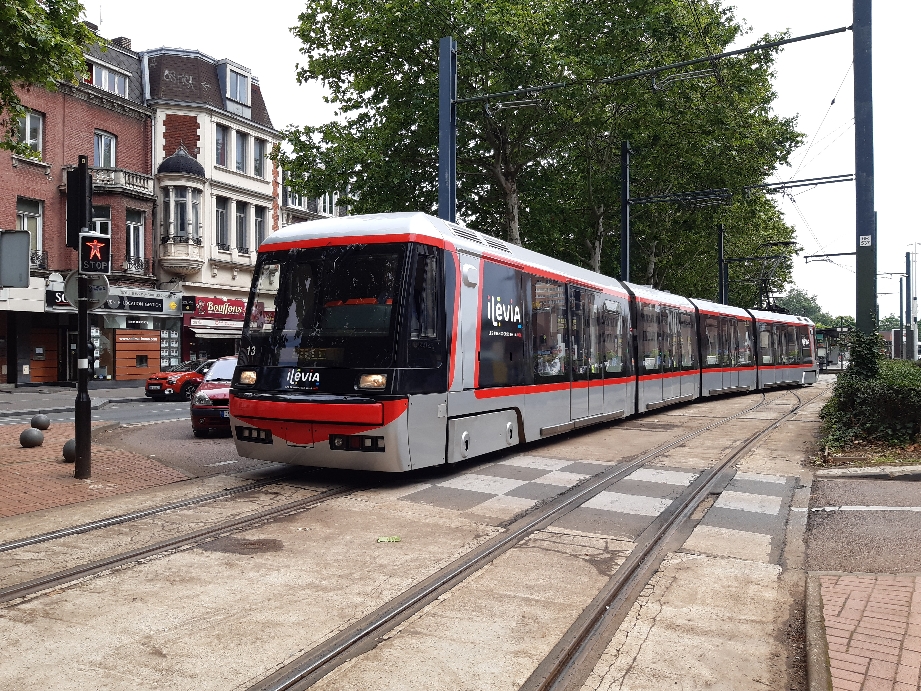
[[878, 313, 901, 331], [0, 0, 99, 155], [775, 287, 832, 324], [280, 0, 802, 304]]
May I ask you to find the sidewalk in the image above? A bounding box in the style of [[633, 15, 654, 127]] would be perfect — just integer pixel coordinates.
[[0, 420, 187, 518], [814, 573, 921, 691], [0, 384, 149, 416]]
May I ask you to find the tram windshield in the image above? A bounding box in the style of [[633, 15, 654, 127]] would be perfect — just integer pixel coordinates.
[[241, 244, 405, 368]]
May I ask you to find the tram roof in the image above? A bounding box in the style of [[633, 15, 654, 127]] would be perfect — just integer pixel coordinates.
[[748, 308, 814, 327], [688, 297, 752, 319]]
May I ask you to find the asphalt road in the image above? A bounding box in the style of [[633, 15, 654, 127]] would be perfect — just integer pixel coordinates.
[[0, 399, 191, 428], [806, 477, 921, 572]]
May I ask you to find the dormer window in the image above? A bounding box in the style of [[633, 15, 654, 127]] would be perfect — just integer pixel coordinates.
[[85, 61, 128, 98], [228, 70, 248, 105]]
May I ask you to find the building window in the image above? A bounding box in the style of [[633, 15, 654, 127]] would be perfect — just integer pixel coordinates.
[[126, 210, 144, 260], [17, 111, 43, 155], [253, 139, 265, 178], [254, 206, 266, 247], [85, 62, 128, 98], [92, 206, 111, 235], [16, 198, 42, 251], [94, 131, 116, 168], [235, 131, 247, 173], [162, 187, 201, 240], [235, 202, 248, 253], [216, 125, 228, 167], [228, 71, 248, 104], [216, 197, 229, 250]]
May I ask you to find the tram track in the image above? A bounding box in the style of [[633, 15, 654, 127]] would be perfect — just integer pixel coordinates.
[[0, 483, 359, 605], [246, 388, 816, 691]]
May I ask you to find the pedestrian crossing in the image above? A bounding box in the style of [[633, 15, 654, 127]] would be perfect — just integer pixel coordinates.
[[400, 454, 797, 565]]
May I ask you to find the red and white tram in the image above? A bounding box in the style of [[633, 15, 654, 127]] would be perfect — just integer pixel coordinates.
[[229, 212, 817, 472]]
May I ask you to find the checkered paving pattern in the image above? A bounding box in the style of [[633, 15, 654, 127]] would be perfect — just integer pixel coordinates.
[[821, 574, 921, 691], [0, 422, 187, 517], [400, 455, 700, 535]]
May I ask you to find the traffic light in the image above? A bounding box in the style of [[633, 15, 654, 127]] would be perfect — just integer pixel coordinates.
[[79, 233, 112, 274], [66, 155, 92, 249]]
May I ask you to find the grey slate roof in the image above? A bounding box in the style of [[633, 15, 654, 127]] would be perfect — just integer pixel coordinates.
[[157, 145, 206, 177], [85, 42, 145, 105]]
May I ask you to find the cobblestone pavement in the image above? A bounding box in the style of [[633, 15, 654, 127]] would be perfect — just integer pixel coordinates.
[[820, 574, 921, 691], [0, 421, 187, 518]]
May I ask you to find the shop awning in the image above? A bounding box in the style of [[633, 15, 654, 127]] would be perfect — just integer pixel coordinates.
[[190, 328, 243, 339]]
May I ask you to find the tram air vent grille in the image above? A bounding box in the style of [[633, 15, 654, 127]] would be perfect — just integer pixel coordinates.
[[452, 228, 485, 246], [483, 237, 512, 253]]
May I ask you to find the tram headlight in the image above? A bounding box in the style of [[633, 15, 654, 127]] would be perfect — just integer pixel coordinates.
[[238, 370, 257, 385], [358, 373, 387, 389]]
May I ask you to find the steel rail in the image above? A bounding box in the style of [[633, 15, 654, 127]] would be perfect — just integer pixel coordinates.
[[0, 473, 295, 554], [0, 484, 357, 605], [523, 389, 825, 691], [247, 390, 804, 691]]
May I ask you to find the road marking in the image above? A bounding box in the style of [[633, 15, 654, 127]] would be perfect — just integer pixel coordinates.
[[440, 474, 529, 495], [714, 491, 783, 515], [813, 505, 921, 512], [627, 468, 698, 486], [583, 491, 673, 517], [735, 471, 788, 485], [205, 460, 238, 467], [121, 417, 187, 427]]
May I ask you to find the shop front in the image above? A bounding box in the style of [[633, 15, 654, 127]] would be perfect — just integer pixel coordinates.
[[46, 284, 183, 382], [181, 296, 247, 361]]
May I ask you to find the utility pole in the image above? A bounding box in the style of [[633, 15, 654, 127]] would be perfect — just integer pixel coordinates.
[[900, 276, 905, 358], [438, 36, 457, 223], [66, 155, 93, 479], [620, 141, 631, 283], [853, 0, 876, 334], [908, 251, 915, 360], [717, 224, 726, 304]]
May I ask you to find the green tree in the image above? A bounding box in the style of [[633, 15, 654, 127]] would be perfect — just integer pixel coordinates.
[[280, 0, 801, 301], [0, 0, 98, 156], [775, 287, 832, 324], [828, 315, 857, 330], [879, 314, 901, 331]]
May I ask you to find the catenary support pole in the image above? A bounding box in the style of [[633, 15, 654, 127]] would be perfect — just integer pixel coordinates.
[[908, 251, 915, 360], [438, 36, 457, 223], [620, 141, 630, 283], [900, 277, 905, 358], [717, 223, 726, 304], [853, 0, 876, 334]]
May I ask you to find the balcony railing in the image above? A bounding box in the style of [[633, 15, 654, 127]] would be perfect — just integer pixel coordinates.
[[29, 250, 48, 270], [161, 234, 203, 246], [124, 255, 152, 274], [62, 166, 155, 197], [237, 247, 250, 255], [216, 242, 231, 252]]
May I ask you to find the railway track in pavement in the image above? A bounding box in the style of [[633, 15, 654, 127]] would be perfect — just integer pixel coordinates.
[[247, 388, 822, 691]]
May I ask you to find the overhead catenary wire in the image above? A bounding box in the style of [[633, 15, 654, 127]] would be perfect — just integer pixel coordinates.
[[788, 62, 853, 180]]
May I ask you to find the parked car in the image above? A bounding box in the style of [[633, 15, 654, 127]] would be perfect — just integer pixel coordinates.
[[190, 355, 237, 437], [146, 360, 214, 401]]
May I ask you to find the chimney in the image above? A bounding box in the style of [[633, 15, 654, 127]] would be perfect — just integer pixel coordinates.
[[111, 36, 132, 51]]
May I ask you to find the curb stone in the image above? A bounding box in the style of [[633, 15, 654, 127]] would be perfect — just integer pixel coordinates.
[[0, 397, 155, 418], [815, 463, 921, 480], [805, 573, 832, 691]]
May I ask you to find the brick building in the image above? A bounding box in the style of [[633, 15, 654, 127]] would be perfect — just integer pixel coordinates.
[[0, 30, 181, 385]]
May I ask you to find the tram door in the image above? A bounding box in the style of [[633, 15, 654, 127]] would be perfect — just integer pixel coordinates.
[[569, 287, 590, 420], [721, 318, 739, 390]]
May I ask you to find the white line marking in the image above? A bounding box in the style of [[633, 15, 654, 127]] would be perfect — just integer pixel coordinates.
[[439, 474, 528, 495], [583, 491, 673, 517], [813, 506, 921, 512], [714, 491, 783, 515], [205, 460, 238, 467], [627, 468, 698, 486], [735, 471, 788, 485]]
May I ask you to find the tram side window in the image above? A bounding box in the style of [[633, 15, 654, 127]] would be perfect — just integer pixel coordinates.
[[662, 307, 681, 372], [758, 323, 773, 364], [798, 325, 814, 364], [479, 262, 527, 387], [639, 302, 662, 373], [738, 319, 754, 365], [701, 315, 720, 367], [782, 325, 801, 364], [679, 311, 697, 370], [532, 279, 568, 383], [598, 295, 630, 376], [406, 245, 443, 369], [571, 288, 601, 381]]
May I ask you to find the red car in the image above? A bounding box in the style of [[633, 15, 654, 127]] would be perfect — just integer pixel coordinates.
[[190, 356, 237, 437], [146, 360, 215, 401]]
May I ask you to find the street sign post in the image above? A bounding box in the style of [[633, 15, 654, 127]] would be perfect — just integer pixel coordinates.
[[0, 230, 31, 288], [63, 271, 109, 310]]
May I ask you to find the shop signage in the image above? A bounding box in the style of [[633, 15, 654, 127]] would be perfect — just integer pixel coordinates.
[[46, 285, 181, 316], [191, 318, 245, 329], [189, 296, 247, 321]]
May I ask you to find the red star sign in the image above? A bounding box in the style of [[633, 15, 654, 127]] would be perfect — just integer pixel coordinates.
[[86, 238, 105, 260]]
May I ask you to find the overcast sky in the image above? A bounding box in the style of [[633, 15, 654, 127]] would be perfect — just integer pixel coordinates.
[[94, 0, 917, 319]]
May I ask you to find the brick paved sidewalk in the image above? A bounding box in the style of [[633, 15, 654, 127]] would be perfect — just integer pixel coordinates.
[[0, 422, 187, 518], [821, 574, 921, 691]]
